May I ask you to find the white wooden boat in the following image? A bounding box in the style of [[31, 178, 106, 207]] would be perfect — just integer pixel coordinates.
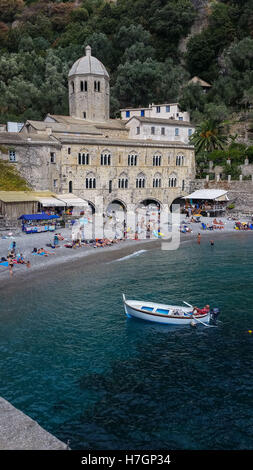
[[122, 294, 210, 325]]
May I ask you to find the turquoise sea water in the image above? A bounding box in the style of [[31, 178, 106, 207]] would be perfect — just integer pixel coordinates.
[[0, 234, 253, 450]]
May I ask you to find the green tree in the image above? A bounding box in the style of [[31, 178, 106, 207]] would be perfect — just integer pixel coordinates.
[[179, 83, 206, 119], [112, 59, 162, 108], [190, 120, 228, 154], [84, 32, 114, 70], [0, 0, 24, 23], [112, 58, 188, 108], [185, 2, 237, 82], [122, 42, 155, 63]]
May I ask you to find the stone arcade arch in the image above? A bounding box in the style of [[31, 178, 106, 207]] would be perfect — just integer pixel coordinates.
[[105, 199, 127, 239], [169, 196, 184, 213], [107, 198, 127, 213], [136, 198, 162, 239]]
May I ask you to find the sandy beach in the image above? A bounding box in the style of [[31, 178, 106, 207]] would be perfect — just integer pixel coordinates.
[[0, 215, 252, 288]]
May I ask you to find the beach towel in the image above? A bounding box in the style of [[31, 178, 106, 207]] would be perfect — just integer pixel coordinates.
[[32, 252, 47, 256], [0, 261, 9, 267]]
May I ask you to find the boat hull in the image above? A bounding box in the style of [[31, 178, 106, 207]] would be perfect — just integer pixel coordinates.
[[123, 297, 210, 325]]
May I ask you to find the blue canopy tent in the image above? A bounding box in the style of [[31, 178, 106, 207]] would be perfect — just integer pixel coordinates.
[[19, 213, 60, 233], [19, 213, 60, 221]]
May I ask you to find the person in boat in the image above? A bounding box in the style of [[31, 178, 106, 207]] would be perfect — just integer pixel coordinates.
[[201, 305, 210, 314], [193, 305, 210, 315]]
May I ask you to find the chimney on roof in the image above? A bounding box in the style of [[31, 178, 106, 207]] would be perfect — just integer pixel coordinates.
[[85, 45, 91, 57]]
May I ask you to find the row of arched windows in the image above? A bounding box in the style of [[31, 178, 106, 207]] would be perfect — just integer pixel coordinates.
[[70, 81, 101, 93], [69, 178, 181, 192], [76, 151, 186, 166]]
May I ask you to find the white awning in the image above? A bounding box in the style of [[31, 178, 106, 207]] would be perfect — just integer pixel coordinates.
[[56, 194, 89, 207], [183, 189, 229, 201], [37, 197, 66, 207]]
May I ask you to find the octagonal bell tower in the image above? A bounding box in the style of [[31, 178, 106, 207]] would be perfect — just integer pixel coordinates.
[[68, 45, 110, 122]]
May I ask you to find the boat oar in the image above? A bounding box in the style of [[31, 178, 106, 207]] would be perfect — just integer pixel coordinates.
[[192, 315, 217, 328], [183, 301, 193, 308], [183, 301, 217, 328]]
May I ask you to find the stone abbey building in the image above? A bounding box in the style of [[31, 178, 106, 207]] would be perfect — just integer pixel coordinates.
[[0, 46, 196, 213]]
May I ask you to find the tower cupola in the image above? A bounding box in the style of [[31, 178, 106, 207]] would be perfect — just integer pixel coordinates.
[[68, 46, 110, 121]]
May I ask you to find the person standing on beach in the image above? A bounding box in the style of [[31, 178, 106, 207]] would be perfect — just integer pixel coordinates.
[[54, 233, 59, 247], [197, 233, 201, 244], [8, 257, 14, 277]]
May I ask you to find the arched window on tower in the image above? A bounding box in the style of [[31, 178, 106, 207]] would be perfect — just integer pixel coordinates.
[[71, 81, 74, 93], [69, 181, 73, 193], [94, 81, 101, 92]]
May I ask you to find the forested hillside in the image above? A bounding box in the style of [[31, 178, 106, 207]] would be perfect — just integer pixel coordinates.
[[0, 0, 252, 124]]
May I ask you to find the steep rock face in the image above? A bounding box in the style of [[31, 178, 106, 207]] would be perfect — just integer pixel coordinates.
[[179, 0, 211, 54]]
